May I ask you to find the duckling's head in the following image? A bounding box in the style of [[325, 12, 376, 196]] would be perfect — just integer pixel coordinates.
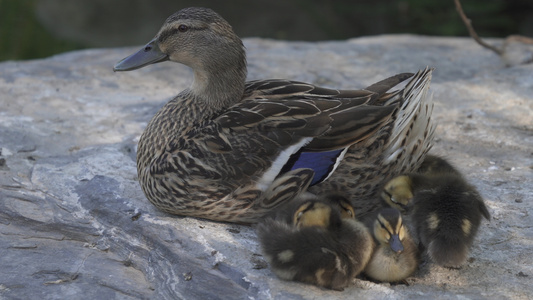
[[381, 175, 413, 212], [323, 194, 356, 220], [417, 155, 459, 175], [114, 7, 246, 99], [293, 201, 342, 229], [373, 208, 406, 253]]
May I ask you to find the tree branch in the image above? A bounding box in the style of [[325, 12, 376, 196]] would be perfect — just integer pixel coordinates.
[[454, 0, 504, 56]]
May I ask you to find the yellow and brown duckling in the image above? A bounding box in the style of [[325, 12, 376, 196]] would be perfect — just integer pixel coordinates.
[[256, 196, 372, 290], [321, 193, 357, 220], [381, 155, 491, 268], [364, 208, 418, 283], [113, 6, 435, 223], [268, 193, 356, 225]]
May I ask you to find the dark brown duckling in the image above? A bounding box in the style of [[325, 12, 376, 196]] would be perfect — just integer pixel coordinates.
[[256, 197, 372, 290], [381, 155, 490, 268]]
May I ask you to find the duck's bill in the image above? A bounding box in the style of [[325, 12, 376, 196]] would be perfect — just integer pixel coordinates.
[[114, 39, 169, 71], [390, 234, 404, 253]]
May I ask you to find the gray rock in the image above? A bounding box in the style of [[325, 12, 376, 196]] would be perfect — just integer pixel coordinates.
[[1, 35, 532, 299]]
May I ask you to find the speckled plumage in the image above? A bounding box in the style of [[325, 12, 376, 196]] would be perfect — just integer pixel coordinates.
[[114, 7, 435, 223], [311, 68, 435, 218]]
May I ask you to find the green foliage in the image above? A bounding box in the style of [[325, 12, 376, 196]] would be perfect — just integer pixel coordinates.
[[0, 0, 528, 61], [0, 0, 84, 61], [397, 0, 516, 36]]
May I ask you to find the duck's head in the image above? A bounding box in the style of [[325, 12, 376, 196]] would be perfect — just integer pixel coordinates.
[[114, 7, 245, 72], [293, 201, 342, 230], [381, 175, 413, 212], [324, 194, 356, 220], [373, 208, 406, 253], [114, 7, 246, 100]]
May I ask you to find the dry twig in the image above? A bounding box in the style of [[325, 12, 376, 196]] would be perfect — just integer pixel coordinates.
[[454, 0, 503, 55], [454, 0, 533, 65]]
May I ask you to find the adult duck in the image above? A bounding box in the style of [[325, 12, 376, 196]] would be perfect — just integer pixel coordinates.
[[114, 7, 435, 223]]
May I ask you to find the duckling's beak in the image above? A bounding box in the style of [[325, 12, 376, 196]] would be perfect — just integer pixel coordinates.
[[390, 234, 404, 253], [114, 39, 169, 71]]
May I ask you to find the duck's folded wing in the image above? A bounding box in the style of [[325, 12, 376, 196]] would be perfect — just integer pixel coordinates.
[[217, 78, 414, 152]]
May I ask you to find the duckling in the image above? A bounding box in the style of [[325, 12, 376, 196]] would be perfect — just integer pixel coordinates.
[[381, 155, 491, 268], [256, 198, 373, 290], [364, 208, 418, 283], [416, 154, 461, 175], [113, 7, 435, 223], [381, 175, 413, 212], [381, 155, 469, 211], [322, 193, 357, 220], [269, 192, 356, 225]]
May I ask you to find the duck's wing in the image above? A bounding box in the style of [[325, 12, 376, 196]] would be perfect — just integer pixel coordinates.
[[232, 73, 416, 151], [205, 74, 416, 186]]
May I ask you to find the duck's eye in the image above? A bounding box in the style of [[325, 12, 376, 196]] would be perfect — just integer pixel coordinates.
[[178, 25, 189, 32]]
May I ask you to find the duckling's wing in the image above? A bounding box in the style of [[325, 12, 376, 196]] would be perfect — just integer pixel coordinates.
[[478, 194, 491, 220]]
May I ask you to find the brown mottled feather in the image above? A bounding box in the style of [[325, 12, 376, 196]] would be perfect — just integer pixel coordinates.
[[115, 7, 435, 223]]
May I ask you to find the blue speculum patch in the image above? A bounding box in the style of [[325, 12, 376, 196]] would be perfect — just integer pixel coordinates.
[[283, 149, 344, 186]]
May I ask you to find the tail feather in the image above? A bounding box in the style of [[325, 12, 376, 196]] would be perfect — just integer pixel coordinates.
[[364, 72, 414, 97], [383, 67, 435, 172]]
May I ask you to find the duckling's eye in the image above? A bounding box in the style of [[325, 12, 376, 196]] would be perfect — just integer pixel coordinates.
[[178, 25, 189, 32], [346, 209, 353, 217], [383, 190, 394, 202], [378, 220, 387, 229]]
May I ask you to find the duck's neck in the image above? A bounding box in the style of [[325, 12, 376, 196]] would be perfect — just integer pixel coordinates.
[[188, 52, 247, 113]]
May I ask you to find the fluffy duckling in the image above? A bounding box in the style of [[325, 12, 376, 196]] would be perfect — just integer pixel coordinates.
[[416, 154, 461, 175], [381, 155, 470, 211], [265, 193, 356, 226], [321, 193, 356, 220], [381, 175, 413, 212], [364, 208, 418, 283], [256, 197, 372, 290], [381, 155, 491, 268]]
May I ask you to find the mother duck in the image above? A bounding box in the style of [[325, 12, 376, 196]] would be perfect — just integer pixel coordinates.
[[114, 7, 435, 223]]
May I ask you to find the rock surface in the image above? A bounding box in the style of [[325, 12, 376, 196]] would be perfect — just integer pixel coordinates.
[[1, 35, 532, 299]]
